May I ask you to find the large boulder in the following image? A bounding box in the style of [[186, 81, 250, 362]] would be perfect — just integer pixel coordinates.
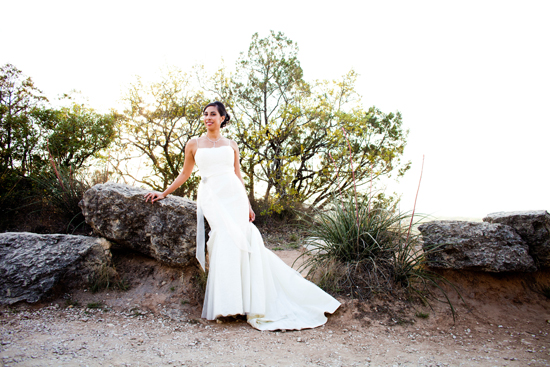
[[0, 233, 112, 305], [418, 221, 536, 272], [483, 210, 550, 268], [79, 182, 200, 267]]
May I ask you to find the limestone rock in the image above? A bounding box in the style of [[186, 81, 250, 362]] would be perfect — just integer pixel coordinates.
[[483, 210, 550, 268], [418, 220, 536, 272], [79, 182, 200, 267], [0, 232, 112, 305]]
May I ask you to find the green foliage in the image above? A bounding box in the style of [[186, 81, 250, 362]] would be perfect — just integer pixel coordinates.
[[114, 69, 208, 199], [298, 194, 461, 319], [30, 160, 90, 232], [43, 103, 119, 169], [204, 31, 410, 212], [298, 194, 408, 293], [1, 65, 116, 175], [0, 64, 48, 175], [415, 311, 429, 319], [0, 64, 117, 232]]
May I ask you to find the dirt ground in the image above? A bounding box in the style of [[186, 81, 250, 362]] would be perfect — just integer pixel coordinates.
[[1, 248, 550, 367]]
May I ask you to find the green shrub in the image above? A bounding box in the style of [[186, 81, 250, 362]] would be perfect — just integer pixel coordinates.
[[298, 194, 461, 319], [30, 160, 91, 233]]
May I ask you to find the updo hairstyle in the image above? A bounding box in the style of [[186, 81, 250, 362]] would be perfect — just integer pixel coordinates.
[[203, 101, 231, 128]]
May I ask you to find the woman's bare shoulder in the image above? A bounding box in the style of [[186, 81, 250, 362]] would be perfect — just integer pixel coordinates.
[[228, 139, 239, 152], [185, 137, 199, 153]]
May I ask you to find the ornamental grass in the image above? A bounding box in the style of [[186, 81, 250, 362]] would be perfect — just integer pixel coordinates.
[[297, 195, 461, 319]]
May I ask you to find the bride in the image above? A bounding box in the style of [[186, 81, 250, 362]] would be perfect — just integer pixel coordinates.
[[144, 101, 340, 331]]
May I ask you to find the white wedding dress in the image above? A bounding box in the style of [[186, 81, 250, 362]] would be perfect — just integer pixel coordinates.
[[194, 143, 340, 331]]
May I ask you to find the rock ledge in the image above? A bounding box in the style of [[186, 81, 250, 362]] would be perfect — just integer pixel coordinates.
[[0, 232, 111, 305], [79, 182, 199, 267]]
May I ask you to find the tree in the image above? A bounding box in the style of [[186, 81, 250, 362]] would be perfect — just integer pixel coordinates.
[[229, 31, 309, 208], [0, 64, 47, 175], [114, 69, 208, 199], [0, 65, 118, 232], [295, 74, 410, 208], [44, 103, 119, 169], [1, 65, 117, 175], [214, 32, 409, 211]]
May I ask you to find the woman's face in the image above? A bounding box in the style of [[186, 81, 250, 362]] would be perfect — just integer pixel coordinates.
[[203, 106, 224, 131]]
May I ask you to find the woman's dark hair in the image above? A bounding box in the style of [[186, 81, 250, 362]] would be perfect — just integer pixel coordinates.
[[203, 101, 231, 128]]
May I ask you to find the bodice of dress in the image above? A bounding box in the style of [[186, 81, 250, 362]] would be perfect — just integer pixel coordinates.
[[194, 146, 234, 179], [194, 145, 240, 271]]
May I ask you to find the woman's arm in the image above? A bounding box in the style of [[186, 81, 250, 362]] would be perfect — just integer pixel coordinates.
[[144, 139, 198, 204], [231, 140, 255, 222]]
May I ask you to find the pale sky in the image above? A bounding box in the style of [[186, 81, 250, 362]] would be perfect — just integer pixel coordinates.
[[3, 0, 549, 218]]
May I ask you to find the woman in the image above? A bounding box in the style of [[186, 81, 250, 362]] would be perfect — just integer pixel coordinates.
[[144, 101, 340, 331]]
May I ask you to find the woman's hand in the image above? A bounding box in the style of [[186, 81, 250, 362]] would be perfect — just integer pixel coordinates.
[[249, 206, 256, 222], [144, 191, 166, 204]]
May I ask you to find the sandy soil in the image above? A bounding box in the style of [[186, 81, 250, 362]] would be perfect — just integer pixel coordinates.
[[1, 249, 550, 367]]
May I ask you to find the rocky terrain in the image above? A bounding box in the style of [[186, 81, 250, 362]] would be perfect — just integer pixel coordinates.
[[1, 249, 549, 367], [1, 184, 549, 366]]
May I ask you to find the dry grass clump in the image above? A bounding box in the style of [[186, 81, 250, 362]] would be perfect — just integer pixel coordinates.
[[89, 264, 130, 293]]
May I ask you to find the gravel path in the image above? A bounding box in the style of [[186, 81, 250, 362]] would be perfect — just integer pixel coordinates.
[[1, 302, 549, 367]]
